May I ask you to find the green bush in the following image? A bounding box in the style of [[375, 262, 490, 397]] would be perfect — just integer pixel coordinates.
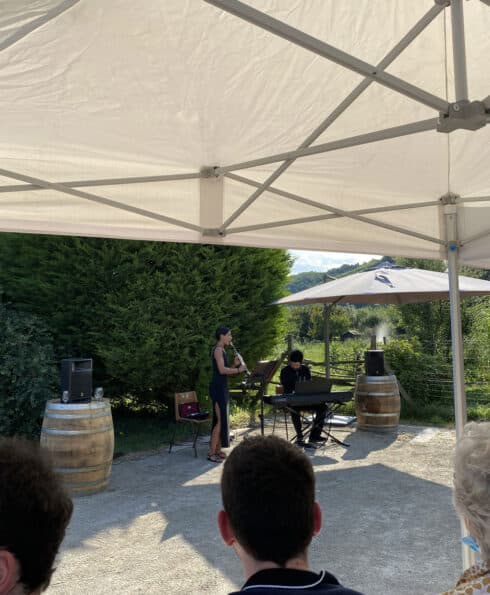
[[0, 305, 58, 437]]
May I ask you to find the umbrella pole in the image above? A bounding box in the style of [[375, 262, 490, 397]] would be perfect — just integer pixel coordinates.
[[446, 205, 474, 570], [323, 304, 331, 379]]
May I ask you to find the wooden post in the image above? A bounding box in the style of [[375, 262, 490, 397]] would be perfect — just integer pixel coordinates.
[[355, 353, 362, 375], [370, 334, 377, 350]]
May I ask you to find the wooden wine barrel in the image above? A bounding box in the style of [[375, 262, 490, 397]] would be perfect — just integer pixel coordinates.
[[40, 399, 114, 496], [355, 375, 400, 432]]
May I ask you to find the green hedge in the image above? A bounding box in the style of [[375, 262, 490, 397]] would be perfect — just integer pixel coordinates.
[[0, 305, 57, 437]]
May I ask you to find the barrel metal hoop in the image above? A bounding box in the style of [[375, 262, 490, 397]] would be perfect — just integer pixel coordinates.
[[359, 412, 399, 418], [41, 425, 113, 436], [355, 391, 399, 397], [62, 478, 109, 489], [47, 400, 108, 411], [44, 412, 111, 420], [54, 462, 112, 474]]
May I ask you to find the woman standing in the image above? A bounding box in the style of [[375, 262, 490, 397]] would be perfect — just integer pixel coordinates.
[[208, 326, 247, 463]]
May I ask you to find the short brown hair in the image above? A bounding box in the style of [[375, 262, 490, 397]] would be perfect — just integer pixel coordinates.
[[221, 435, 315, 565], [0, 438, 73, 592]]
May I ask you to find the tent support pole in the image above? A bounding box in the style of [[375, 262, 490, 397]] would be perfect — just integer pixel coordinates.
[[447, 249, 466, 437], [445, 205, 474, 571], [451, 0, 469, 101]]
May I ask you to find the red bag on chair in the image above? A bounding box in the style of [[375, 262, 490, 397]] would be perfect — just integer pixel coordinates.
[[179, 402, 199, 418]]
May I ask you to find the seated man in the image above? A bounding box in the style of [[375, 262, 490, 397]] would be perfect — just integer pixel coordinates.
[[0, 437, 73, 595], [218, 435, 363, 594], [280, 349, 327, 447]]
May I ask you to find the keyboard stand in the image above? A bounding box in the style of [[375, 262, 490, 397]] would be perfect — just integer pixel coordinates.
[[297, 404, 350, 448], [321, 404, 350, 448], [266, 400, 350, 448]]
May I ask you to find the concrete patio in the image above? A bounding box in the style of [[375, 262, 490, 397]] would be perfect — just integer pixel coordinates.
[[47, 423, 461, 595]]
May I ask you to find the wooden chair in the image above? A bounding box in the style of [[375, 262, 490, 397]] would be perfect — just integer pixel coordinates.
[[168, 391, 210, 458]]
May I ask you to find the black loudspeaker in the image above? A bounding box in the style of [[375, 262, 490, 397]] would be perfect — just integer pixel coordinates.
[[61, 358, 92, 403], [364, 350, 385, 376]]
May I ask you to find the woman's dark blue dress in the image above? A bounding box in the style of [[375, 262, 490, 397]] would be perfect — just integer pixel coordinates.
[[210, 346, 230, 448]]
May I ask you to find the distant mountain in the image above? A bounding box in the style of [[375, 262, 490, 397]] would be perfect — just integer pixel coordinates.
[[286, 271, 325, 294], [286, 256, 392, 294]]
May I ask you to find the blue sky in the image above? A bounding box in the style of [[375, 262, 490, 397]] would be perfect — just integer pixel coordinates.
[[289, 250, 380, 274]]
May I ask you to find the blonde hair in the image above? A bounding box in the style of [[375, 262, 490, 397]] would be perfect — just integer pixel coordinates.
[[453, 422, 490, 564]]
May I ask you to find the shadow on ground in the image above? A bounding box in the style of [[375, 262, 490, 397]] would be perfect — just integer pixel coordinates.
[[339, 427, 399, 460], [49, 427, 459, 595]]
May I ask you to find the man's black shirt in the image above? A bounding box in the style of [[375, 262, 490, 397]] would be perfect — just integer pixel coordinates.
[[229, 568, 364, 594], [280, 364, 311, 394]]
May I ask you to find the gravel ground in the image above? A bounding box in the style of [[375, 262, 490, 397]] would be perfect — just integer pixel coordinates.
[[46, 423, 462, 595]]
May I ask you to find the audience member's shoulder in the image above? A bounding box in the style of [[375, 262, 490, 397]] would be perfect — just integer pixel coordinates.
[[440, 562, 490, 594]]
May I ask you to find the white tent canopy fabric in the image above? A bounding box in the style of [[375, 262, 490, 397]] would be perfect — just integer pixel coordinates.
[[274, 266, 490, 305], [0, 0, 489, 266]]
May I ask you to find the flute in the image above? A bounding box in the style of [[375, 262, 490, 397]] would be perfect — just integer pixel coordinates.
[[230, 343, 251, 377]]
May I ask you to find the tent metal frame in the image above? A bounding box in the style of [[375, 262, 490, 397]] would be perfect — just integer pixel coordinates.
[[0, 167, 202, 233], [1, 1, 488, 254], [204, 0, 450, 112], [2, 1, 487, 250], [0, 0, 80, 52]]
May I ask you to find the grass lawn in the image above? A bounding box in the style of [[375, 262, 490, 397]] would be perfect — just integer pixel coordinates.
[[113, 413, 210, 456], [113, 407, 258, 456]]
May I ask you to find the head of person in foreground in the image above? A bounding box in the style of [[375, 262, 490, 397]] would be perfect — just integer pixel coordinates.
[[0, 437, 73, 595], [453, 421, 490, 565], [217, 434, 321, 575]]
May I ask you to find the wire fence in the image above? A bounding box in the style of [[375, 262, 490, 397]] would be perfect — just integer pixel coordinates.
[[299, 338, 490, 413], [405, 339, 490, 408]]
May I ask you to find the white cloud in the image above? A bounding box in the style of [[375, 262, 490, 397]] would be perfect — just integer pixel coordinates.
[[289, 250, 380, 274]]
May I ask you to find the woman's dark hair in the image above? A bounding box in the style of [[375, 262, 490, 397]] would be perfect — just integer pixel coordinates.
[[0, 438, 73, 592], [221, 435, 315, 565], [215, 326, 230, 341]]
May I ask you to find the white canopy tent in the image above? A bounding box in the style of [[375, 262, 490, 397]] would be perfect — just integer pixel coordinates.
[[0, 0, 488, 261], [1, 0, 489, 568]]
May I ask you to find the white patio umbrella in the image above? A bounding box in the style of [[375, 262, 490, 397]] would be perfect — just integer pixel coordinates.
[[275, 264, 490, 306], [1, 0, 489, 568], [274, 262, 490, 377]]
